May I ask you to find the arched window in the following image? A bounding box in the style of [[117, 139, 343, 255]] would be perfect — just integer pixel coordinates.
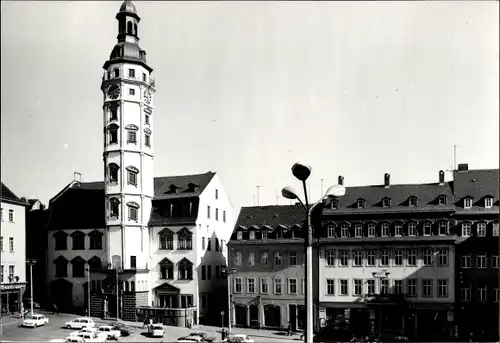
[[108, 163, 119, 183], [127, 21, 133, 34], [130, 281, 135, 292], [110, 198, 120, 218], [107, 123, 119, 144], [134, 23, 138, 36]]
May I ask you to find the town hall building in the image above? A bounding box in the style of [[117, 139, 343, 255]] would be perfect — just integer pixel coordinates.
[[44, 0, 234, 326]]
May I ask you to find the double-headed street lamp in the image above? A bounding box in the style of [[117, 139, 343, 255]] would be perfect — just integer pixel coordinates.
[[282, 162, 346, 343]]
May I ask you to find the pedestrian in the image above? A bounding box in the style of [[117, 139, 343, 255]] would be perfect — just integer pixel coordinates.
[[287, 321, 292, 336], [52, 303, 59, 315], [142, 315, 149, 328]]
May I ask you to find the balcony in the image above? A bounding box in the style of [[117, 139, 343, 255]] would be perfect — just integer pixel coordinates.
[[89, 262, 149, 273]]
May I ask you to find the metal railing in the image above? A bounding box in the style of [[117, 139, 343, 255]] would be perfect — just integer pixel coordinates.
[[90, 262, 149, 271]]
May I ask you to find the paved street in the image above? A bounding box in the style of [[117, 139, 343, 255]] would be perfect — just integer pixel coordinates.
[[0, 312, 298, 342]]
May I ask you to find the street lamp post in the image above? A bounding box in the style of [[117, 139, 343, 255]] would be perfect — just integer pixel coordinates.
[[282, 162, 346, 343], [222, 267, 237, 334], [86, 264, 91, 318], [220, 311, 225, 331], [26, 259, 37, 317]]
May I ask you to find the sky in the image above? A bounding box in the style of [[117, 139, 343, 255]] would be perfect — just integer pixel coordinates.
[[1, 1, 498, 214]]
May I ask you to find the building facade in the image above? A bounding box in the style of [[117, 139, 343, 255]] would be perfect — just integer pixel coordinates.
[[317, 172, 457, 341], [228, 205, 306, 330], [453, 165, 499, 341], [1, 182, 28, 314]]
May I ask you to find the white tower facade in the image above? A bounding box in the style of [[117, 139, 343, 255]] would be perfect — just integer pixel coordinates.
[[101, 0, 155, 270]]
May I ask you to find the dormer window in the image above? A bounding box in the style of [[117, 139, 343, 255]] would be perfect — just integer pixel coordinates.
[[249, 231, 255, 240], [485, 197, 493, 209], [331, 199, 338, 210], [464, 197, 472, 209], [438, 195, 447, 206], [261, 230, 268, 239], [169, 184, 179, 194], [409, 196, 418, 207], [382, 198, 391, 208], [237, 231, 243, 240], [357, 199, 366, 209]]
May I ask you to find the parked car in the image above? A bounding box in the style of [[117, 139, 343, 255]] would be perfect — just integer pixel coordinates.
[[79, 333, 105, 343], [189, 332, 216, 342], [22, 314, 49, 328], [64, 317, 95, 330], [111, 323, 134, 337], [178, 337, 203, 343], [147, 323, 165, 338], [98, 325, 121, 339], [223, 334, 255, 343], [65, 337, 85, 343]]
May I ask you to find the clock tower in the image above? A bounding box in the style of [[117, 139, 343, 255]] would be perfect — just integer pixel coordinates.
[[101, 0, 155, 271]]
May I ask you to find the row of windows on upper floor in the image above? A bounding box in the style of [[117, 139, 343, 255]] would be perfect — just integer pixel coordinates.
[[233, 221, 500, 241], [52, 255, 102, 278], [0, 208, 15, 223], [460, 254, 500, 269], [0, 237, 15, 253], [105, 67, 151, 84], [157, 229, 227, 253], [107, 163, 143, 187], [330, 195, 496, 210], [0, 265, 16, 283], [149, 257, 195, 280], [105, 124, 151, 147], [53, 230, 103, 251], [232, 248, 453, 268], [460, 285, 500, 303]]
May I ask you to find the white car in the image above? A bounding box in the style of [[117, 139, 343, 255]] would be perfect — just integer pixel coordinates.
[[98, 325, 121, 339], [22, 314, 49, 328], [79, 333, 105, 342], [223, 334, 255, 343], [148, 323, 165, 337], [64, 317, 95, 330], [65, 336, 85, 343]]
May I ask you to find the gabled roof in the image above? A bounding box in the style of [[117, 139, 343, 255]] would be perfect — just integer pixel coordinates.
[[153, 172, 215, 199], [453, 169, 499, 213], [1, 182, 28, 206], [235, 204, 305, 229]]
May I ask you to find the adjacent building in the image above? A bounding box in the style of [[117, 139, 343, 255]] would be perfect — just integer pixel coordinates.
[[317, 172, 457, 341], [1, 182, 29, 314], [453, 165, 499, 340], [228, 204, 306, 330], [43, 0, 234, 326]]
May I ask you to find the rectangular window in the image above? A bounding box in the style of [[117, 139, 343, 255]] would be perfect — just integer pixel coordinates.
[[248, 252, 255, 266], [485, 198, 493, 208], [109, 129, 118, 144], [423, 222, 432, 236], [261, 252, 268, 266], [260, 278, 269, 294], [235, 252, 242, 266], [223, 211, 226, 223], [340, 225, 349, 237], [274, 278, 282, 295], [394, 249, 403, 266], [160, 264, 173, 280], [8, 210, 14, 222], [461, 255, 471, 268], [233, 278, 242, 293], [439, 221, 448, 235], [494, 223, 500, 236], [207, 206, 210, 219], [422, 279, 433, 297], [288, 278, 297, 294], [145, 134, 151, 147], [339, 250, 349, 267], [8, 265, 14, 282], [368, 224, 376, 237], [110, 108, 118, 121], [493, 255, 499, 268], [236, 232, 242, 240], [262, 230, 267, 239], [367, 279, 375, 295], [464, 198, 472, 209], [9, 237, 14, 252], [327, 225, 335, 238], [215, 189, 218, 199], [128, 69, 135, 78], [207, 238, 212, 251], [275, 252, 282, 267], [494, 288, 499, 303], [381, 223, 389, 236], [114, 68, 119, 77], [408, 222, 417, 236], [354, 224, 363, 237], [423, 248, 433, 266], [394, 280, 403, 295], [215, 208, 219, 221], [407, 279, 417, 297], [462, 223, 471, 236], [437, 248, 448, 267], [380, 279, 389, 294], [127, 131, 137, 144], [477, 223, 487, 237], [207, 265, 212, 280], [395, 223, 403, 236], [289, 251, 297, 266], [353, 279, 362, 296], [407, 249, 417, 266], [249, 231, 255, 240], [326, 249, 335, 266], [129, 88, 135, 96], [461, 287, 471, 302], [127, 171, 137, 186], [130, 256, 137, 269], [477, 254, 487, 268], [367, 249, 376, 266], [0, 265, 3, 283], [339, 279, 348, 296], [142, 72, 147, 82], [145, 114, 150, 125], [128, 207, 138, 221], [477, 286, 487, 302], [0, 237, 2, 251], [326, 279, 335, 295], [380, 249, 389, 266], [201, 237, 205, 250], [353, 250, 363, 266]]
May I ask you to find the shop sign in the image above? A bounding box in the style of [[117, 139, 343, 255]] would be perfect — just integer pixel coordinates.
[[1, 284, 24, 290]]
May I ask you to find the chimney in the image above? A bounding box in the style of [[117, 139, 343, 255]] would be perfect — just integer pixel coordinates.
[[457, 163, 469, 172], [384, 173, 390, 188], [439, 170, 445, 185], [338, 175, 344, 186]]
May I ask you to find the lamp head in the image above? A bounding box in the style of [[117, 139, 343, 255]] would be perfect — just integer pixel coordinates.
[[291, 162, 312, 182], [281, 186, 299, 200], [324, 184, 346, 198]]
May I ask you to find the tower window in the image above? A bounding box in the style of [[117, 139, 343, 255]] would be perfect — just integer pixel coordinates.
[[128, 171, 137, 186], [114, 68, 119, 78], [134, 23, 138, 36], [127, 21, 133, 34], [110, 108, 118, 121], [110, 198, 120, 218], [129, 89, 135, 96], [109, 163, 119, 183], [143, 73, 147, 82], [127, 131, 137, 144], [145, 114, 150, 125], [129, 207, 138, 221], [109, 129, 118, 144], [128, 69, 135, 78], [145, 134, 151, 147]]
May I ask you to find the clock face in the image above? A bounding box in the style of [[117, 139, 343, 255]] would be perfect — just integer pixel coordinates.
[[144, 90, 152, 104], [107, 84, 120, 100]]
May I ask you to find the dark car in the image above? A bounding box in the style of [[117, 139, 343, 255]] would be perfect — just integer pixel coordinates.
[[112, 323, 134, 337], [189, 332, 216, 342]]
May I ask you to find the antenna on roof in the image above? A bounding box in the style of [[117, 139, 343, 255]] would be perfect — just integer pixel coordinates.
[[74, 172, 82, 182], [453, 144, 458, 170], [256, 185, 264, 206]]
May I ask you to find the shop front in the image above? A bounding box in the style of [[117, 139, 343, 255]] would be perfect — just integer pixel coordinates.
[[1, 282, 27, 314]]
